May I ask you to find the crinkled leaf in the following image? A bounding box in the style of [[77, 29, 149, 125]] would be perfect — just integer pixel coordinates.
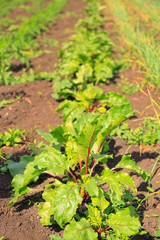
[[39, 189, 55, 226], [78, 121, 99, 150], [75, 64, 93, 84], [63, 218, 98, 240], [53, 183, 82, 228], [9, 169, 42, 206], [117, 155, 148, 181], [66, 137, 87, 165], [50, 125, 67, 144], [57, 100, 85, 121], [92, 105, 134, 153], [24, 146, 69, 176], [108, 206, 141, 237], [115, 172, 137, 193], [100, 168, 123, 202], [87, 205, 102, 229], [10, 146, 68, 206], [85, 178, 110, 213], [105, 91, 130, 107]]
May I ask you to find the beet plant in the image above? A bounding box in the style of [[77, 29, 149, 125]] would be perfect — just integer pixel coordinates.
[[10, 104, 148, 239], [56, 84, 131, 121]]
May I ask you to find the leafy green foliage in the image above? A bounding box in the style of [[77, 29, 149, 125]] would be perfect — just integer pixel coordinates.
[[0, 128, 25, 147], [0, 0, 30, 18], [10, 106, 147, 239], [52, 0, 118, 99], [5, 155, 34, 177], [114, 117, 160, 146], [154, 219, 160, 238], [0, 99, 13, 108], [106, 0, 160, 89], [56, 85, 131, 121], [118, 76, 140, 95], [0, 0, 67, 85], [107, 206, 141, 238]]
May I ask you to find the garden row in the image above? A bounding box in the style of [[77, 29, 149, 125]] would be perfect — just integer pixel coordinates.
[[0, 0, 48, 33], [6, 1, 159, 240], [0, 0, 68, 85]]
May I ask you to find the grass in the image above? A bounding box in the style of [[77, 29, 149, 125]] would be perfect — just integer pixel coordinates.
[[105, 0, 160, 89]]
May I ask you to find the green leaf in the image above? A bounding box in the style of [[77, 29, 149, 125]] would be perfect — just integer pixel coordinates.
[[10, 146, 68, 206], [108, 206, 141, 237], [50, 236, 63, 240], [117, 155, 148, 181], [85, 178, 110, 213], [9, 173, 37, 206], [100, 168, 123, 202], [52, 183, 82, 228], [66, 137, 86, 165], [6, 155, 34, 177], [24, 146, 69, 176], [50, 125, 66, 144], [154, 220, 160, 237], [87, 205, 102, 229], [63, 218, 98, 240], [57, 100, 85, 121], [105, 91, 130, 107], [37, 129, 55, 143], [39, 189, 55, 226], [115, 172, 137, 193]]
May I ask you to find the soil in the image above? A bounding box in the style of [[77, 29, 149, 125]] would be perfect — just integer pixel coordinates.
[[0, 0, 160, 239]]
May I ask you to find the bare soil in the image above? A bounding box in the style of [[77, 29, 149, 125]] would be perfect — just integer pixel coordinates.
[[0, 0, 160, 239]]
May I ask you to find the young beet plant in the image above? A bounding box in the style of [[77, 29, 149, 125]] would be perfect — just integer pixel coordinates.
[[56, 84, 131, 121], [10, 106, 148, 240]]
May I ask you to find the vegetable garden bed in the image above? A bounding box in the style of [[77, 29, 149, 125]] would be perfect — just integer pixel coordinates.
[[0, 0, 160, 239]]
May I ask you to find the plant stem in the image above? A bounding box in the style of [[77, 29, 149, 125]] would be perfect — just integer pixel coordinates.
[[79, 155, 82, 172], [69, 167, 79, 180], [98, 226, 110, 233], [44, 171, 64, 182], [97, 134, 110, 153], [85, 127, 96, 174], [69, 170, 78, 184], [136, 189, 160, 210]]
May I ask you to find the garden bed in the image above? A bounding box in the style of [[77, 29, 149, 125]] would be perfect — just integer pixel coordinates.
[[0, 0, 160, 239]]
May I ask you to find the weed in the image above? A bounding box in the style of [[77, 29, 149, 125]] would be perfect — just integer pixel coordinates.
[[42, 38, 59, 47], [154, 220, 160, 238], [0, 127, 26, 147], [0, 99, 13, 108], [118, 76, 140, 94]]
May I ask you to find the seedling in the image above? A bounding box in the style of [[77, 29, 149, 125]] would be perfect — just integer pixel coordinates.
[[154, 220, 160, 238], [118, 76, 140, 95], [0, 128, 26, 147], [0, 99, 13, 108]]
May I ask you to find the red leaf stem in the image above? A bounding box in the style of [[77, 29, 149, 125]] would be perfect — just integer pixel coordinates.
[[69, 169, 78, 184], [99, 226, 110, 233], [69, 167, 79, 180], [79, 155, 82, 172], [44, 171, 63, 182], [85, 127, 96, 174], [97, 134, 110, 153]]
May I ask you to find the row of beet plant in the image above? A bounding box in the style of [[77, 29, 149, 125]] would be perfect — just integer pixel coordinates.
[[10, 0, 150, 239], [0, 0, 68, 85]]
